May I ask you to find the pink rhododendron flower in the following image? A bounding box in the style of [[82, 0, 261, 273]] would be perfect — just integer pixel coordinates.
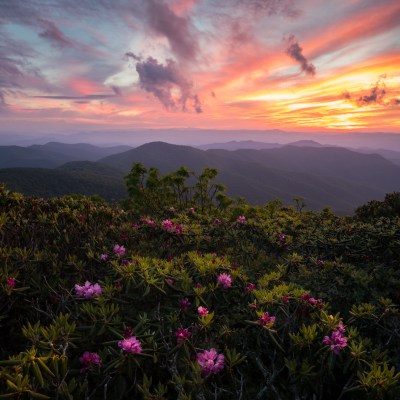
[[113, 244, 126, 257], [79, 351, 101, 372], [176, 327, 191, 344], [237, 215, 246, 223], [6, 277, 16, 288], [259, 312, 276, 328], [217, 273, 232, 289], [118, 336, 142, 353], [198, 306, 209, 316], [245, 283, 255, 292], [75, 281, 103, 299], [162, 219, 174, 232], [278, 233, 286, 243], [179, 298, 191, 311], [197, 348, 225, 376], [169, 207, 175, 212], [189, 207, 195, 214], [194, 282, 203, 289], [100, 254, 108, 261], [166, 278, 175, 286], [323, 322, 348, 354], [282, 295, 289, 304]]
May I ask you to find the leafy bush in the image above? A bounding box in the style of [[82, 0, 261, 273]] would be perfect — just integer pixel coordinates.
[[0, 178, 399, 399]]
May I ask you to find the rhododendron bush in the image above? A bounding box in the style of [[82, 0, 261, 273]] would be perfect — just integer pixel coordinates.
[[0, 182, 399, 399]]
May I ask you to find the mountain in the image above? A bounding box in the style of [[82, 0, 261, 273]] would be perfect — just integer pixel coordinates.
[[0, 167, 127, 202], [206, 146, 400, 193], [197, 140, 283, 150], [198, 139, 324, 150], [56, 161, 125, 178], [99, 142, 398, 213], [0, 142, 133, 168]]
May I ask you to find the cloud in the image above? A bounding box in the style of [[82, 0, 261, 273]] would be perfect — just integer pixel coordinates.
[[111, 86, 122, 96], [343, 76, 400, 107], [32, 94, 115, 100], [286, 35, 316, 76], [38, 19, 73, 48], [237, 0, 301, 18], [135, 56, 202, 112], [144, 0, 199, 61]]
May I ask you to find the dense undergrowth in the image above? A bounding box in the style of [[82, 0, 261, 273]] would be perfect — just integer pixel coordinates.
[[0, 167, 400, 399]]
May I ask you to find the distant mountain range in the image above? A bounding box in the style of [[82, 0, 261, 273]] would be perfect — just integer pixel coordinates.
[[0, 142, 132, 168], [1, 140, 400, 214]]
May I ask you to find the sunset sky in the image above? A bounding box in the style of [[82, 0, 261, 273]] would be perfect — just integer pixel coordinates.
[[1, 0, 399, 135]]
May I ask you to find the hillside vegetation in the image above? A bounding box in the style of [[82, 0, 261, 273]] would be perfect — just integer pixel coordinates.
[[0, 165, 399, 399]]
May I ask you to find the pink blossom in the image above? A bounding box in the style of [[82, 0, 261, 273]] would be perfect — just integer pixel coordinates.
[[197, 348, 224, 376], [100, 254, 108, 261], [189, 207, 195, 214], [258, 312, 276, 328], [79, 352, 101, 372], [237, 215, 246, 224], [323, 322, 348, 354], [6, 277, 16, 288], [162, 219, 174, 232], [316, 259, 324, 267], [166, 278, 175, 286], [174, 224, 183, 235], [176, 327, 191, 344], [194, 282, 203, 289], [179, 298, 191, 311], [118, 336, 142, 353], [169, 207, 175, 212], [282, 295, 289, 304], [250, 302, 259, 309], [75, 281, 103, 299], [217, 273, 232, 289], [278, 233, 286, 243], [113, 244, 126, 257], [245, 283, 255, 292], [198, 306, 209, 316]]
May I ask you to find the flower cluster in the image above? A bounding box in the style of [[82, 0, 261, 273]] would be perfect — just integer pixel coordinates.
[[179, 298, 191, 312], [113, 244, 126, 257], [197, 349, 224, 376], [100, 253, 108, 261], [198, 306, 209, 316], [323, 321, 348, 354], [258, 311, 276, 328], [245, 283, 255, 292], [161, 219, 183, 234], [300, 293, 324, 307], [75, 281, 103, 299], [6, 277, 16, 288], [237, 215, 246, 224], [176, 328, 191, 345], [217, 273, 232, 289], [118, 336, 142, 354], [79, 351, 101, 372]]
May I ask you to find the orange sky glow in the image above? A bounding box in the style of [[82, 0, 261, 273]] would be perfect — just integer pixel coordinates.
[[0, 0, 399, 134]]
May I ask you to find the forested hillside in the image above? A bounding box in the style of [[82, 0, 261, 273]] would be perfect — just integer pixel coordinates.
[[0, 168, 399, 399]]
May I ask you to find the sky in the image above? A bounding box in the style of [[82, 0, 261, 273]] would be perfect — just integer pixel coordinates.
[[0, 0, 399, 137]]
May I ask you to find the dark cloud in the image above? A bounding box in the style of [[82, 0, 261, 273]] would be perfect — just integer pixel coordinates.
[[286, 35, 316, 76], [145, 0, 199, 61], [343, 76, 400, 107], [237, 0, 301, 18], [32, 94, 115, 100], [111, 86, 122, 96], [125, 52, 142, 62], [38, 19, 73, 48], [135, 56, 202, 113]]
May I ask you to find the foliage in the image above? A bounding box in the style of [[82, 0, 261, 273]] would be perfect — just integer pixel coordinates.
[[0, 179, 399, 399]]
